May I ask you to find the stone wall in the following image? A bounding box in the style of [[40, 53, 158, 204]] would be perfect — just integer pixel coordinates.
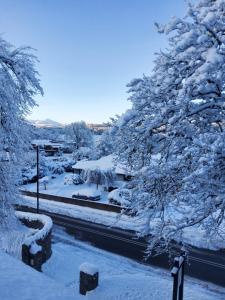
[[19, 214, 52, 271]]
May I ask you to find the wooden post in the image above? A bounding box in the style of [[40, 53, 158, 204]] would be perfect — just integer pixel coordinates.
[[79, 263, 99, 295]]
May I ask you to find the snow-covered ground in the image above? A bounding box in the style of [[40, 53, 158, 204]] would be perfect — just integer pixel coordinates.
[[43, 226, 225, 300], [2, 227, 225, 300], [0, 250, 75, 300], [22, 173, 111, 203]]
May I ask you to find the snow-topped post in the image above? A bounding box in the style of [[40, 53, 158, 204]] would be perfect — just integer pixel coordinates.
[[171, 251, 186, 300], [22, 243, 42, 271], [79, 262, 99, 295]]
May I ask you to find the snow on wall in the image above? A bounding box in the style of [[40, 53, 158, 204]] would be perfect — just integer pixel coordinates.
[[16, 211, 53, 246]]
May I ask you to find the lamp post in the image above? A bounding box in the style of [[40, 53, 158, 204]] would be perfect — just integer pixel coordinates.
[[36, 145, 39, 214]]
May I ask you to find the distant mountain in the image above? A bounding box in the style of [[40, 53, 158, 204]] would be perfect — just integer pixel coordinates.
[[30, 119, 65, 128]]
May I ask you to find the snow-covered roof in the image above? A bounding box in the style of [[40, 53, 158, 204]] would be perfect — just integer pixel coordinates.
[[72, 155, 129, 175], [32, 139, 63, 147]]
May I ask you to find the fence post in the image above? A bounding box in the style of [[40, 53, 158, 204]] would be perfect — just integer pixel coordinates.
[[79, 263, 99, 295], [171, 251, 186, 300]]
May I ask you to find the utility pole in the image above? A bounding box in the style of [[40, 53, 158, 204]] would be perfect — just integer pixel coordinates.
[[36, 145, 39, 213]]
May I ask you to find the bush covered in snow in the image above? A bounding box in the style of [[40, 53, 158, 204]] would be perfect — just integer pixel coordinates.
[[21, 153, 75, 184], [64, 174, 84, 185], [108, 188, 131, 207], [39, 176, 50, 190], [21, 150, 49, 184]]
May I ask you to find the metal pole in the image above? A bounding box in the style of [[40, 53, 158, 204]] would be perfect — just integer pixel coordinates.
[[172, 259, 179, 300], [179, 252, 185, 300], [171, 251, 186, 300], [36, 145, 39, 213]]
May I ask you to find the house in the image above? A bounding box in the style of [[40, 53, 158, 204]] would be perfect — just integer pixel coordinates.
[[72, 155, 132, 181], [31, 140, 63, 156]]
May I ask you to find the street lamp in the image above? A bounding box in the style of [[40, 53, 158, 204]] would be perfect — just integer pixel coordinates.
[[36, 145, 39, 214]]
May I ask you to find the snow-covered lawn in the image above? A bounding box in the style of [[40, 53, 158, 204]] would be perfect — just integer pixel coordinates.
[[42, 226, 225, 300], [22, 173, 110, 203]]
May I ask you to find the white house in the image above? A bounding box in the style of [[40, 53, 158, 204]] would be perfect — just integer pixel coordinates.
[[72, 155, 132, 181]]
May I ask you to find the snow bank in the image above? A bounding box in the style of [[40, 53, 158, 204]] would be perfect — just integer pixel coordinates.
[[16, 211, 53, 246], [79, 262, 99, 275]]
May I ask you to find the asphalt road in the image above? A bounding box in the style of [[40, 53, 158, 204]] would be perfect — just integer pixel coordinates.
[[17, 205, 225, 287]]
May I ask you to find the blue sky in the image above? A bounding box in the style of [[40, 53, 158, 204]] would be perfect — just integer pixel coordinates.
[[0, 0, 187, 124]]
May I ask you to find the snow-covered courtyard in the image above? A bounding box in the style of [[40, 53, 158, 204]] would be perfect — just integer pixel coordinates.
[[8, 225, 225, 300], [1, 225, 225, 300]]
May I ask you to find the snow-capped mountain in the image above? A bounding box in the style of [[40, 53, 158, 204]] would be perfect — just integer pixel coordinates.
[[30, 119, 65, 128]]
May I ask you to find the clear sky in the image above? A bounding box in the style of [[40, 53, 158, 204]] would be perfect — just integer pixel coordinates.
[[0, 0, 187, 124]]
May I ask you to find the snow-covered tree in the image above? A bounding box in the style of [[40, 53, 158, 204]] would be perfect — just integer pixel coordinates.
[[95, 129, 114, 159], [94, 117, 119, 159], [115, 0, 225, 255], [0, 37, 43, 230], [65, 121, 94, 159], [73, 146, 93, 161], [82, 168, 115, 190], [21, 149, 49, 184]]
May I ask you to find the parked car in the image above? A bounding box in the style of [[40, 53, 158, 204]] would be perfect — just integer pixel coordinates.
[[108, 188, 131, 207], [72, 188, 101, 201]]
